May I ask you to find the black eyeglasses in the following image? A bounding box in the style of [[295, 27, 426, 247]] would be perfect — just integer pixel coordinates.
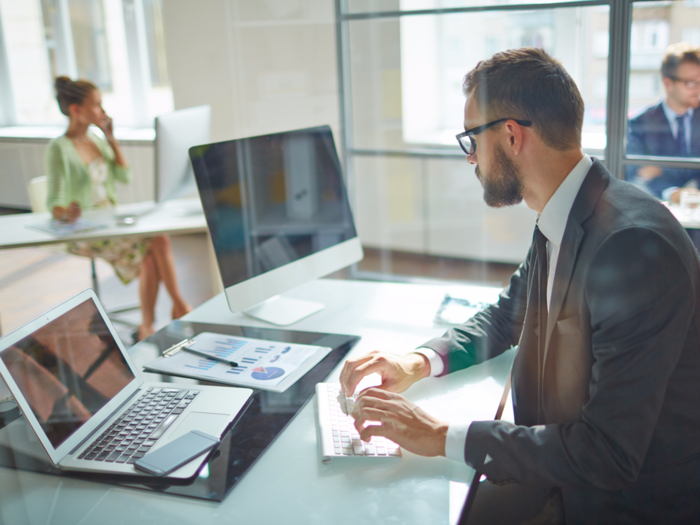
[[668, 76, 700, 90], [456, 118, 532, 156]]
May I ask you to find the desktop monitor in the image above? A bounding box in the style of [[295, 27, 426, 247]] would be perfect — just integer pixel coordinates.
[[155, 105, 211, 203], [189, 125, 363, 325]]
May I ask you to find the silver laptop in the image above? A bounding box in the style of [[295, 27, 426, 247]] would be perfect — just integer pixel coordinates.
[[0, 289, 252, 479]]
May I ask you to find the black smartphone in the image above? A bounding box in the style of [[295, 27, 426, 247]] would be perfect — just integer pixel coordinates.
[[134, 430, 219, 476]]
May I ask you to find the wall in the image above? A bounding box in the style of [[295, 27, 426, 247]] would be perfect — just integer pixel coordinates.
[[0, 138, 154, 209], [161, 0, 341, 144]]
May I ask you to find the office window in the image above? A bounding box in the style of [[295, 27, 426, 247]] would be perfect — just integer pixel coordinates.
[[142, 0, 168, 87], [391, 6, 609, 153], [0, 0, 173, 127], [339, 2, 611, 279], [346, 5, 609, 155], [68, 0, 113, 91]]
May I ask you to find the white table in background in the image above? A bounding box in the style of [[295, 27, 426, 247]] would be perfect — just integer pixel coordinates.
[[0, 198, 207, 250]]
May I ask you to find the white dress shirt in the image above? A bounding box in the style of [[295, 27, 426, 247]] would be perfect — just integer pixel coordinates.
[[419, 154, 592, 463]]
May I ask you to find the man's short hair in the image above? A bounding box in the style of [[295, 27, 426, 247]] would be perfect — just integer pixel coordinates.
[[462, 48, 584, 151], [661, 42, 700, 80]]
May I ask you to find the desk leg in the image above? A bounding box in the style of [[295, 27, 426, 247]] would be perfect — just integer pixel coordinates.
[[206, 232, 224, 296]]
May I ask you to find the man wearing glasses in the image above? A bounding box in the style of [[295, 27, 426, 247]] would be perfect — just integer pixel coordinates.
[[627, 42, 700, 203], [341, 48, 700, 523]]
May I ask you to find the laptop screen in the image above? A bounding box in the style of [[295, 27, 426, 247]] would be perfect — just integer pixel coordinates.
[[0, 298, 135, 448]]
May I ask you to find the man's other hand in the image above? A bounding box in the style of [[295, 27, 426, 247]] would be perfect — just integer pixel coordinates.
[[339, 351, 430, 397], [351, 388, 447, 457], [637, 165, 663, 181], [672, 187, 700, 204]]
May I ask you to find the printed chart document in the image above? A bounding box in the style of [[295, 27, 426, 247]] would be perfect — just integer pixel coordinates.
[[143, 332, 331, 392], [26, 218, 108, 237]]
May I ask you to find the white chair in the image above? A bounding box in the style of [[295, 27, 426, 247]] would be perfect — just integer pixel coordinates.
[[28, 176, 49, 213], [27, 176, 139, 329]]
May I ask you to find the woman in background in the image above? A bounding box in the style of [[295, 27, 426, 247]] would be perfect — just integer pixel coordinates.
[[46, 76, 191, 341]]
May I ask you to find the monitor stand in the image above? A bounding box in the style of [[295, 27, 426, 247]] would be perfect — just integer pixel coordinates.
[[243, 295, 324, 326]]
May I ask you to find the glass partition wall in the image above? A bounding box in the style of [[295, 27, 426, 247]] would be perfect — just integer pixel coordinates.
[[337, 0, 700, 286]]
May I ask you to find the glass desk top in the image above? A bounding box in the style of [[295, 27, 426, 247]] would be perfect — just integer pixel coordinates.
[[0, 320, 359, 502]]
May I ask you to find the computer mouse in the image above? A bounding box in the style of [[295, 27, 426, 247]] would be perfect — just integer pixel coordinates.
[[116, 215, 137, 226]]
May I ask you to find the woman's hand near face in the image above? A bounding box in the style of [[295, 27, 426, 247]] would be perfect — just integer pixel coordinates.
[[98, 114, 115, 142], [97, 111, 128, 167]]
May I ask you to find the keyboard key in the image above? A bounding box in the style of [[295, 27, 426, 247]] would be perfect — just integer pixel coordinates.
[[105, 451, 121, 462]]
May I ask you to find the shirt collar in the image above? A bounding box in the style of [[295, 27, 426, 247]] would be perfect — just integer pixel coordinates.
[[662, 99, 694, 122], [537, 154, 592, 249]]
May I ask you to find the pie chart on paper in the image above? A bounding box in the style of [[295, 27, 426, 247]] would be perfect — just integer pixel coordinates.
[[251, 366, 285, 380]]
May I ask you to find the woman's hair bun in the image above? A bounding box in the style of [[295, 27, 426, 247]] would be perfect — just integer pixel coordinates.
[[54, 76, 72, 91], [54, 76, 97, 116]]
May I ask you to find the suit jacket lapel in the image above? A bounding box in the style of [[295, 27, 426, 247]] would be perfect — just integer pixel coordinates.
[[650, 103, 676, 155], [691, 110, 700, 157], [543, 160, 609, 360]]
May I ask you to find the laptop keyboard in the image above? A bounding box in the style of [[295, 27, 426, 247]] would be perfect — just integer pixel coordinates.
[[78, 387, 200, 464]]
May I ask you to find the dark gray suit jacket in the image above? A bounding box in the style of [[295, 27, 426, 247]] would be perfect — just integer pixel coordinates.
[[422, 160, 700, 524]]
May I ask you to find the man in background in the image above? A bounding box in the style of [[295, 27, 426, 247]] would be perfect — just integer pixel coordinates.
[[627, 42, 700, 203]]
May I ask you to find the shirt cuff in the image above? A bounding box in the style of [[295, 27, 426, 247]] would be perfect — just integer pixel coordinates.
[[445, 422, 470, 463], [661, 186, 679, 202], [415, 347, 444, 376]]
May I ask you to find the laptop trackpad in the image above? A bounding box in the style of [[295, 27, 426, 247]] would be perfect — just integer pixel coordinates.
[[168, 412, 230, 441]]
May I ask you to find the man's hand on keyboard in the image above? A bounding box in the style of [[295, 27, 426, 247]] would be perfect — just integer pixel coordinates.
[[350, 388, 448, 457], [339, 350, 431, 397]]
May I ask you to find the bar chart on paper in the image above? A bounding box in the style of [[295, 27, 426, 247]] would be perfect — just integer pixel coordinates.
[[185, 358, 218, 372], [204, 337, 246, 361], [144, 332, 332, 392]]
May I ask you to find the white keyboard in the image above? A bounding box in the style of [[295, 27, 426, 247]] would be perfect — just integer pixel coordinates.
[[315, 383, 401, 463]]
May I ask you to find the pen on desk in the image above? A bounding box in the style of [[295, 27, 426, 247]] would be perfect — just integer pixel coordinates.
[[183, 346, 239, 367]]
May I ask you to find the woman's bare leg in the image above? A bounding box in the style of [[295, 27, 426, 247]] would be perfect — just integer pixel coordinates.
[[147, 235, 192, 319], [138, 252, 160, 340]]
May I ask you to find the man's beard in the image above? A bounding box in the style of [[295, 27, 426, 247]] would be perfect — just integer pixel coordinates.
[[476, 144, 524, 208]]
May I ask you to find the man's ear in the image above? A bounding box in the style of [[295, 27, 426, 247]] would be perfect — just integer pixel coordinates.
[[662, 76, 674, 93], [504, 119, 524, 156]]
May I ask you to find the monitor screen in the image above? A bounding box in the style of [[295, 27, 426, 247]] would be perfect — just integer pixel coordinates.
[[189, 125, 362, 324], [0, 298, 135, 448]]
